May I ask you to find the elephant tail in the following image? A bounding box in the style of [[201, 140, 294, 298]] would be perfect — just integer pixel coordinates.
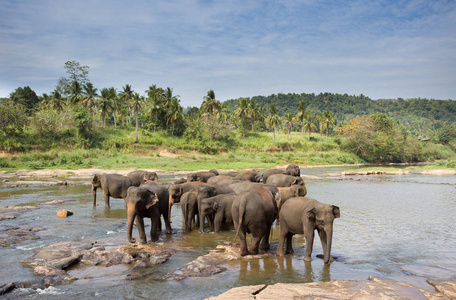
[[232, 198, 246, 244]]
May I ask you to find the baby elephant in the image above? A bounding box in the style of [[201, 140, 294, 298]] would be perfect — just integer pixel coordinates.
[[125, 186, 160, 244], [277, 197, 340, 264], [200, 193, 237, 233]]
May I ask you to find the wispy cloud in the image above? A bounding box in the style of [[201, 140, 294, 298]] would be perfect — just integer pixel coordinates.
[[1, 0, 455, 105]]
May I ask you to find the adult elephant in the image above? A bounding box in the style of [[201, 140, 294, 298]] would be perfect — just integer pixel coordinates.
[[265, 174, 305, 187], [234, 170, 262, 182], [207, 175, 237, 185], [187, 171, 217, 183], [197, 185, 235, 232], [91, 173, 132, 207], [228, 181, 278, 195], [168, 182, 208, 206], [232, 186, 279, 256], [200, 193, 237, 233], [125, 186, 160, 243], [277, 197, 340, 264], [127, 170, 158, 186], [277, 185, 307, 206], [181, 191, 199, 231], [262, 164, 301, 183], [141, 182, 172, 234]]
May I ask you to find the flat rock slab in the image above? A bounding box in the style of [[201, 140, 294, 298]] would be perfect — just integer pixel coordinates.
[[0, 227, 44, 247], [21, 240, 175, 286], [208, 277, 456, 299], [167, 243, 274, 281]]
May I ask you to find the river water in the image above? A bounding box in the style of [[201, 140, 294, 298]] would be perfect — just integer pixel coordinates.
[[0, 168, 455, 299]]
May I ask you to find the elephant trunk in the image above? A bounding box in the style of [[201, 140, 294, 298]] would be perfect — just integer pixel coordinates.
[[323, 226, 333, 264], [127, 204, 136, 243]]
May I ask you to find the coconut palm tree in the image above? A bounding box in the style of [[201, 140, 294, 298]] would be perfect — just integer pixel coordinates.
[[317, 112, 325, 144], [324, 110, 336, 143], [282, 112, 294, 142], [81, 82, 99, 109], [145, 84, 164, 136], [168, 98, 184, 137], [50, 90, 65, 112], [303, 113, 317, 140], [119, 84, 134, 126], [201, 90, 221, 142], [69, 81, 83, 105], [296, 101, 307, 140], [163, 87, 179, 131], [234, 97, 249, 138], [266, 105, 280, 143], [99, 88, 114, 127], [130, 92, 143, 141], [247, 99, 262, 132]]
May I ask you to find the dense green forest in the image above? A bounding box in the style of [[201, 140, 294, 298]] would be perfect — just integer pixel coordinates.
[[1, 61, 455, 166]]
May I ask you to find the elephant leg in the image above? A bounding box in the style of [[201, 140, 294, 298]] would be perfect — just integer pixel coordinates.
[[214, 213, 223, 233], [209, 214, 215, 232], [249, 235, 262, 255], [285, 232, 294, 254], [135, 216, 147, 244], [163, 211, 172, 234], [277, 225, 288, 256], [126, 204, 137, 243], [103, 192, 110, 207], [304, 229, 315, 262], [259, 227, 271, 251], [150, 211, 160, 242], [238, 228, 249, 256]]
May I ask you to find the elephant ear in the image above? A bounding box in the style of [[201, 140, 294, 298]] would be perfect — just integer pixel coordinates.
[[212, 201, 220, 211], [145, 193, 159, 209], [307, 207, 316, 222], [332, 205, 340, 218], [92, 175, 99, 184]]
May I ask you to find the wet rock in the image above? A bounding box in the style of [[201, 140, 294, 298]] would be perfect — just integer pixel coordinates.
[[2, 179, 9, 183], [0, 282, 16, 296], [22, 240, 174, 285], [41, 199, 76, 206], [0, 227, 43, 247], [57, 209, 73, 218], [209, 277, 454, 299], [428, 280, 456, 299], [0, 206, 39, 214], [7, 227, 44, 236], [0, 215, 15, 221]]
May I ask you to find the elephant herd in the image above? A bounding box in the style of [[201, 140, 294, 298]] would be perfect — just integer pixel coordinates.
[[91, 165, 340, 264]]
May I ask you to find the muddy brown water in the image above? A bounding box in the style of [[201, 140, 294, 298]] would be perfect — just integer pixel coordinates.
[[0, 168, 455, 299]]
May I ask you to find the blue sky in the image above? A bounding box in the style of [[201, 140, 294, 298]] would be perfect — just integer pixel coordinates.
[[1, 0, 455, 107]]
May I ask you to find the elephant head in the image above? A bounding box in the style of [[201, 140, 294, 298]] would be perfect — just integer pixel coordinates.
[[125, 186, 159, 244], [197, 185, 218, 203], [209, 169, 219, 176], [201, 198, 220, 230], [168, 184, 183, 205], [187, 173, 198, 182], [286, 164, 301, 177], [143, 171, 158, 183], [308, 204, 340, 264]]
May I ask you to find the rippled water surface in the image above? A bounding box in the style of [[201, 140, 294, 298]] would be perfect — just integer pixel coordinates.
[[0, 168, 455, 299]]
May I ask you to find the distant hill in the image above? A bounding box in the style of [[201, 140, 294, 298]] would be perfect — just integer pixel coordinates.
[[223, 93, 456, 125]]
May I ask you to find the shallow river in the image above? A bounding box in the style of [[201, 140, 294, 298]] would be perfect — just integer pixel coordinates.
[[0, 167, 455, 299]]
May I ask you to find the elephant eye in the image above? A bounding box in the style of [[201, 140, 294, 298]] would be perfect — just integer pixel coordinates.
[[318, 220, 324, 226]]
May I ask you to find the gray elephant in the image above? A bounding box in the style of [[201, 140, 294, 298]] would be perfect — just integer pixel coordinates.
[[181, 191, 199, 231], [278, 185, 307, 205], [228, 181, 278, 195], [232, 186, 279, 256], [277, 197, 340, 264], [91, 173, 132, 207], [207, 175, 238, 185], [234, 170, 262, 182], [262, 164, 301, 183], [265, 174, 305, 187], [127, 170, 158, 186], [196, 184, 235, 232], [187, 171, 217, 183], [173, 177, 187, 184], [141, 182, 172, 234], [125, 186, 160, 243], [200, 193, 237, 233], [168, 181, 208, 206]]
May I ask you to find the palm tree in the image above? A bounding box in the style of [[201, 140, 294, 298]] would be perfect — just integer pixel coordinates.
[[324, 110, 336, 143], [163, 87, 179, 131], [168, 98, 184, 136], [81, 82, 98, 109], [247, 99, 262, 132], [130, 92, 143, 141], [266, 105, 280, 143], [303, 113, 317, 140], [119, 84, 134, 126], [234, 97, 249, 138], [99, 88, 114, 127], [282, 112, 294, 142], [50, 90, 65, 112], [317, 112, 325, 144], [145, 84, 163, 136], [201, 90, 221, 142], [296, 101, 307, 140], [69, 81, 83, 105]]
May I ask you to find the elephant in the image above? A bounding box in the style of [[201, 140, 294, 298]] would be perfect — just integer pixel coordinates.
[[277, 185, 307, 207], [187, 171, 217, 183], [265, 174, 305, 187], [208, 169, 220, 176], [199, 193, 237, 233], [228, 181, 278, 195], [141, 182, 172, 234], [127, 170, 158, 186], [181, 191, 199, 231], [125, 186, 160, 243], [173, 177, 187, 184], [277, 197, 340, 264], [196, 184, 235, 232], [223, 171, 240, 177], [231, 186, 279, 256], [234, 170, 262, 182], [91, 173, 132, 207], [262, 164, 301, 183]]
